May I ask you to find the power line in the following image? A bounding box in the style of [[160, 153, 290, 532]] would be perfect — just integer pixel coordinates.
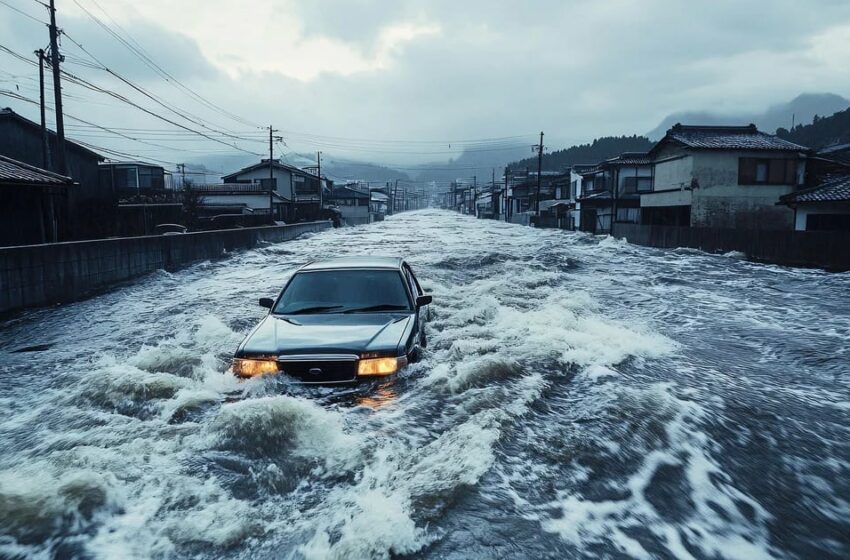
[[74, 0, 262, 129], [59, 31, 265, 149], [0, 0, 47, 24]]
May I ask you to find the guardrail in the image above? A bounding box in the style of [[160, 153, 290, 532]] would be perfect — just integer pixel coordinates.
[[0, 221, 331, 315]]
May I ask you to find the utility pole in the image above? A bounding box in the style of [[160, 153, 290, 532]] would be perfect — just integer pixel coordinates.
[[472, 175, 477, 216], [47, 0, 67, 175], [316, 151, 323, 212], [36, 49, 50, 170], [268, 125, 278, 220], [177, 163, 186, 189], [535, 131, 544, 214], [502, 167, 511, 222]]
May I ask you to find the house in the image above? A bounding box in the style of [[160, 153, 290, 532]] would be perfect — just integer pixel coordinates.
[[566, 164, 595, 230], [370, 190, 390, 217], [779, 174, 850, 231], [325, 185, 371, 225], [0, 108, 113, 240], [576, 153, 652, 234], [0, 154, 76, 246], [221, 159, 328, 222], [642, 124, 808, 229], [192, 182, 283, 215], [100, 161, 170, 198]]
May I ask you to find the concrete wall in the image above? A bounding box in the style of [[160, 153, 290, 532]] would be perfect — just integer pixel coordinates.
[[691, 151, 798, 230], [0, 221, 331, 315], [654, 155, 694, 191], [617, 223, 850, 271]]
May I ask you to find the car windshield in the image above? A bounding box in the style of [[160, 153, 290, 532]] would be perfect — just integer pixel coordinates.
[[274, 269, 412, 314]]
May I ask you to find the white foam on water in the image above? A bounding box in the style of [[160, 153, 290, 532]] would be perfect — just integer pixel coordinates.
[[541, 384, 776, 560]]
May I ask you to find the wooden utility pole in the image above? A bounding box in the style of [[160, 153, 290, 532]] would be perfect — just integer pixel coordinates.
[[535, 131, 544, 214], [503, 167, 511, 222], [36, 49, 50, 170], [316, 151, 323, 212], [268, 125, 277, 220], [47, 0, 67, 175], [177, 163, 186, 189], [472, 175, 477, 216]]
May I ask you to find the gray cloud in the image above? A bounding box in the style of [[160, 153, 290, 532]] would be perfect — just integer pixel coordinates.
[[2, 0, 850, 173]]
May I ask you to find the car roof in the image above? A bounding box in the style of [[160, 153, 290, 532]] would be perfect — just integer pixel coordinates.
[[299, 256, 404, 271]]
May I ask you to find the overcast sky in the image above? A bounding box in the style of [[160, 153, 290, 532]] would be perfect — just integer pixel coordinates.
[[2, 0, 850, 172]]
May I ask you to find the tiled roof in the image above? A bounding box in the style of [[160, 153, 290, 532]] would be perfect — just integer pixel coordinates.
[[663, 124, 808, 151], [221, 159, 321, 182], [0, 154, 75, 186], [781, 174, 850, 204], [605, 152, 651, 166]]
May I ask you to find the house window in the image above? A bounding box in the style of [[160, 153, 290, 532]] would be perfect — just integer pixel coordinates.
[[739, 158, 796, 185], [623, 176, 653, 193], [616, 207, 640, 223]]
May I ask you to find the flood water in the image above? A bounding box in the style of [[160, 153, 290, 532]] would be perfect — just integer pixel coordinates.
[[1, 210, 848, 559]]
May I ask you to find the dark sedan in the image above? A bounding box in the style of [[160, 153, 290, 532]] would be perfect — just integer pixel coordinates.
[[232, 256, 431, 383]]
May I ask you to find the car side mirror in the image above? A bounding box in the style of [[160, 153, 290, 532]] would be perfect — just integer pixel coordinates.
[[259, 297, 274, 309], [416, 295, 432, 308]]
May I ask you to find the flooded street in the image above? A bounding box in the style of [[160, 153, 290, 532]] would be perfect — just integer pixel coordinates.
[[1, 210, 848, 559]]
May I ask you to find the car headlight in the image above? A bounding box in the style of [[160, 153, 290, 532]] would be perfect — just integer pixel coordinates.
[[232, 358, 279, 378], [357, 356, 408, 376]]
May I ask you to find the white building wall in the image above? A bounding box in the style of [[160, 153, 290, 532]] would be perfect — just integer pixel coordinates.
[[794, 202, 850, 231], [690, 151, 798, 229], [653, 156, 694, 191], [232, 167, 294, 200]]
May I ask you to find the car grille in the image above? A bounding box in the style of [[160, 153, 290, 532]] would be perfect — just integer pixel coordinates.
[[277, 354, 358, 383]]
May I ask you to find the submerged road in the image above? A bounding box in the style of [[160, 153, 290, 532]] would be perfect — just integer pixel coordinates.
[[1, 210, 848, 559]]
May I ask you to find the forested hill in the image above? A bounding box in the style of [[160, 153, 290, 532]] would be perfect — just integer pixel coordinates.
[[776, 107, 850, 149], [509, 135, 654, 172]]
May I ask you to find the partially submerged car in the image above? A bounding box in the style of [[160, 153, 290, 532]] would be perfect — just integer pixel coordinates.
[[232, 256, 431, 383]]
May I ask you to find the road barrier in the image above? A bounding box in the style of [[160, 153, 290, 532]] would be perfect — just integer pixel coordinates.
[[0, 221, 331, 315], [615, 223, 850, 271]]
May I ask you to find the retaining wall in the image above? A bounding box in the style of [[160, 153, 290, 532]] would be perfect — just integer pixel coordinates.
[[0, 221, 331, 314], [615, 224, 850, 271]]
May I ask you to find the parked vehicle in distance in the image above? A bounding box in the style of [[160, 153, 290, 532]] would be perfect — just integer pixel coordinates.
[[232, 256, 432, 384], [153, 223, 187, 235]]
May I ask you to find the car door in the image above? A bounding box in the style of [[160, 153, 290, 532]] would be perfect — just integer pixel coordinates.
[[402, 263, 428, 350]]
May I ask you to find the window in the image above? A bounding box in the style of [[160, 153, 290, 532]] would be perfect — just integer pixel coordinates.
[[623, 176, 653, 194], [274, 269, 412, 314], [739, 158, 796, 185], [616, 207, 640, 223]]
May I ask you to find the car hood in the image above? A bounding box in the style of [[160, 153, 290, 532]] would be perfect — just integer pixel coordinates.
[[239, 313, 413, 356]]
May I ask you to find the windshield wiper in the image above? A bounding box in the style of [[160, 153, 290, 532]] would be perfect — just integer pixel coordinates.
[[342, 304, 410, 313], [281, 305, 345, 315]]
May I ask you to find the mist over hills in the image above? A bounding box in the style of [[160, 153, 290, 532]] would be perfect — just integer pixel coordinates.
[[182, 92, 850, 187], [646, 93, 849, 139]]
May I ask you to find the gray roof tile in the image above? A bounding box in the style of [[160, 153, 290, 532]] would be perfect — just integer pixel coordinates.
[[0, 154, 75, 186], [665, 124, 807, 151], [781, 174, 850, 204]]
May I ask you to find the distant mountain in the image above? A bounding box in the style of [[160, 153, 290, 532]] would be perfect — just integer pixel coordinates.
[[647, 93, 850, 140], [508, 135, 654, 172], [410, 143, 530, 183], [776, 107, 850, 151], [319, 156, 412, 183]]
